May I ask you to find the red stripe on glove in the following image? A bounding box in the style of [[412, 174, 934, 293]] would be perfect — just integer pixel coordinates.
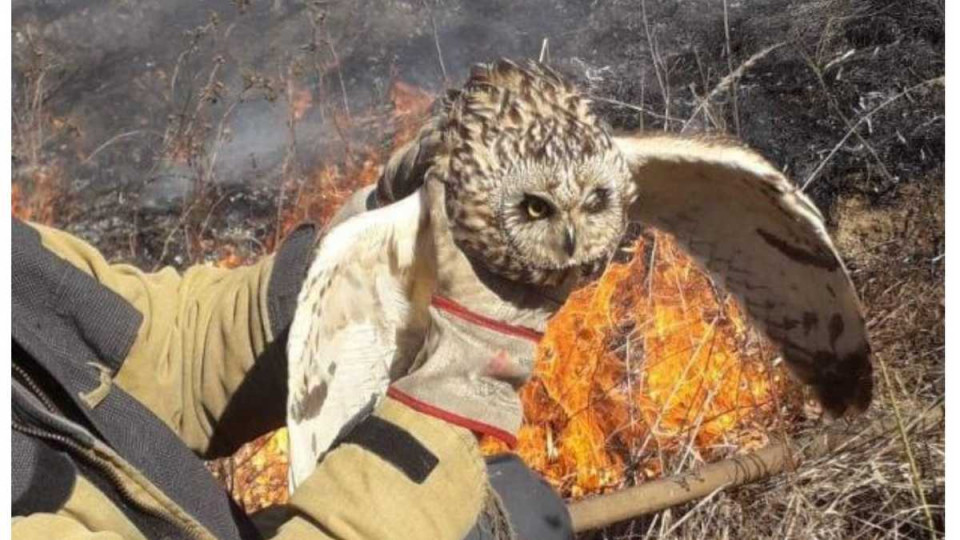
[[430, 295, 544, 343], [387, 387, 519, 448]]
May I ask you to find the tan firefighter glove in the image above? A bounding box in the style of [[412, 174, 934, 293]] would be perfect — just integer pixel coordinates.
[[388, 180, 576, 446]]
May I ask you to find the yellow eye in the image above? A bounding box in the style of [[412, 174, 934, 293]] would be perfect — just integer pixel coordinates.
[[523, 196, 551, 220]]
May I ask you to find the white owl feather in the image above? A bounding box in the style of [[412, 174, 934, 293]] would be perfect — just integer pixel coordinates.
[[286, 192, 430, 491]]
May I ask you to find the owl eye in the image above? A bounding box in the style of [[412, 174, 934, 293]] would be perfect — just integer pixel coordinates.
[[521, 195, 553, 220], [583, 187, 610, 213]]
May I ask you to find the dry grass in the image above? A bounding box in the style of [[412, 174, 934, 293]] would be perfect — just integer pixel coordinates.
[[576, 1, 944, 535], [578, 179, 944, 540]]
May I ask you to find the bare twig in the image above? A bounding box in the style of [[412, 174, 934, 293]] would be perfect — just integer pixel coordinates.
[[169, 20, 216, 102], [81, 130, 147, 165], [198, 188, 235, 242], [801, 76, 944, 191], [203, 91, 243, 184], [589, 95, 672, 122], [661, 483, 728, 537], [31, 69, 46, 165], [680, 42, 785, 133], [640, 0, 670, 128], [722, 0, 741, 136], [685, 83, 723, 131], [321, 21, 351, 119], [639, 72, 645, 131], [801, 52, 897, 186], [635, 316, 719, 462], [276, 64, 302, 246], [703, 42, 786, 102], [645, 233, 658, 300], [153, 201, 198, 271], [423, 0, 448, 83]]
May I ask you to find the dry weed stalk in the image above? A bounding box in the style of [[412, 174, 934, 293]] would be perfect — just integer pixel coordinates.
[[640, 0, 670, 129], [801, 76, 944, 191], [721, 0, 740, 136], [572, 406, 943, 536], [680, 42, 786, 134]]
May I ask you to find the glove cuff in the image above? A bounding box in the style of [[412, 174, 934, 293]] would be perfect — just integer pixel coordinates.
[[389, 295, 545, 449], [430, 295, 544, 343], [386, 387, 518, 448]]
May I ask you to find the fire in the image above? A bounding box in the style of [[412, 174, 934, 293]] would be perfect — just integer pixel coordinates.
[[208, 429, 291, 510], [210, 79, 437, 510], [388, 81, 435, 146], [274, 79, 434, 238], [218, 80, 796, 510], [12, 165, 62, 225], [482, 233, 793, 498], [12, 76, 796, 511], [277, 153, 382, 238], [291, 87, 313, 122], [214, 244, 246, 269]]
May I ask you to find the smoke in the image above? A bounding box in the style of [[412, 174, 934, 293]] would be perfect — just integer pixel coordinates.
[[13, 0, 943, 214], [12, 0, 601, 203]]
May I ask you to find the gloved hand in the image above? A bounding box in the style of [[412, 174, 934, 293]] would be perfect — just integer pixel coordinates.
[[387, 179, 576, 446]]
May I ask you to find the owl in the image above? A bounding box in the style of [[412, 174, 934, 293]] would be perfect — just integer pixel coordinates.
[[285, 59, 873, 490]]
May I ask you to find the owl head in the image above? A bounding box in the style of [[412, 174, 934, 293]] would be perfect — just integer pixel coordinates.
[[425, 59, 633, 287]]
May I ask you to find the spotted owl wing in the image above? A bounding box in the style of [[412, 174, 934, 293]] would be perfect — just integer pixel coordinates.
[[286, 192, 431, 491], [375, 117, 445, 206], [614, 134, 872, 417]]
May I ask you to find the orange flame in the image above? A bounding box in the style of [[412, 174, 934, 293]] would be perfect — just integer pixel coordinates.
[[223, 80, 796, 510], [197, 80, 796, 510], [215, 244, 246, 269], [389, 80, 434, 146], [291, 88, 313, 122], [483, 233, 792, 498], [13, 76, 796, 512], [273, 79, 434, 239], [12, 165, 62, 225], [211, 79, 437, 511]]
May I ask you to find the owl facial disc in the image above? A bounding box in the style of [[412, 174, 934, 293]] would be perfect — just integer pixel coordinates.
[[431, 59, 634, 286]]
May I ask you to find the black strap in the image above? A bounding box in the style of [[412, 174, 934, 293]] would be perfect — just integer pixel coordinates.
[[338, 416, 438, 484], [267, 223, 318, 338]]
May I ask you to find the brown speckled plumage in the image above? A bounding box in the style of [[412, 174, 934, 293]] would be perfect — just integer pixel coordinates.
[[421, 59, 632, 286]]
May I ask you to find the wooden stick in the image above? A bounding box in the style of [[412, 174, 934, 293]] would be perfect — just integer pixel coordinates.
[[568, 407, 943, 532]]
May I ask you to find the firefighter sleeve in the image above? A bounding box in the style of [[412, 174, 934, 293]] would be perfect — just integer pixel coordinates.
[[27, 221, 317, 458]]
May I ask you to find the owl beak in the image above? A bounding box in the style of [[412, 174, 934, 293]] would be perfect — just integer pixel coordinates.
[[563, 226, 577, 257]]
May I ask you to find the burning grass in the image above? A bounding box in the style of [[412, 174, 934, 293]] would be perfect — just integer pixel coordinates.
[[483, 232, 799, 499], [579, 181, 945, 539], [193, 74, 806, 511], [207, 223, 803, 512], [177, 77, 803, 511], [12, 165, 65, 226]]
